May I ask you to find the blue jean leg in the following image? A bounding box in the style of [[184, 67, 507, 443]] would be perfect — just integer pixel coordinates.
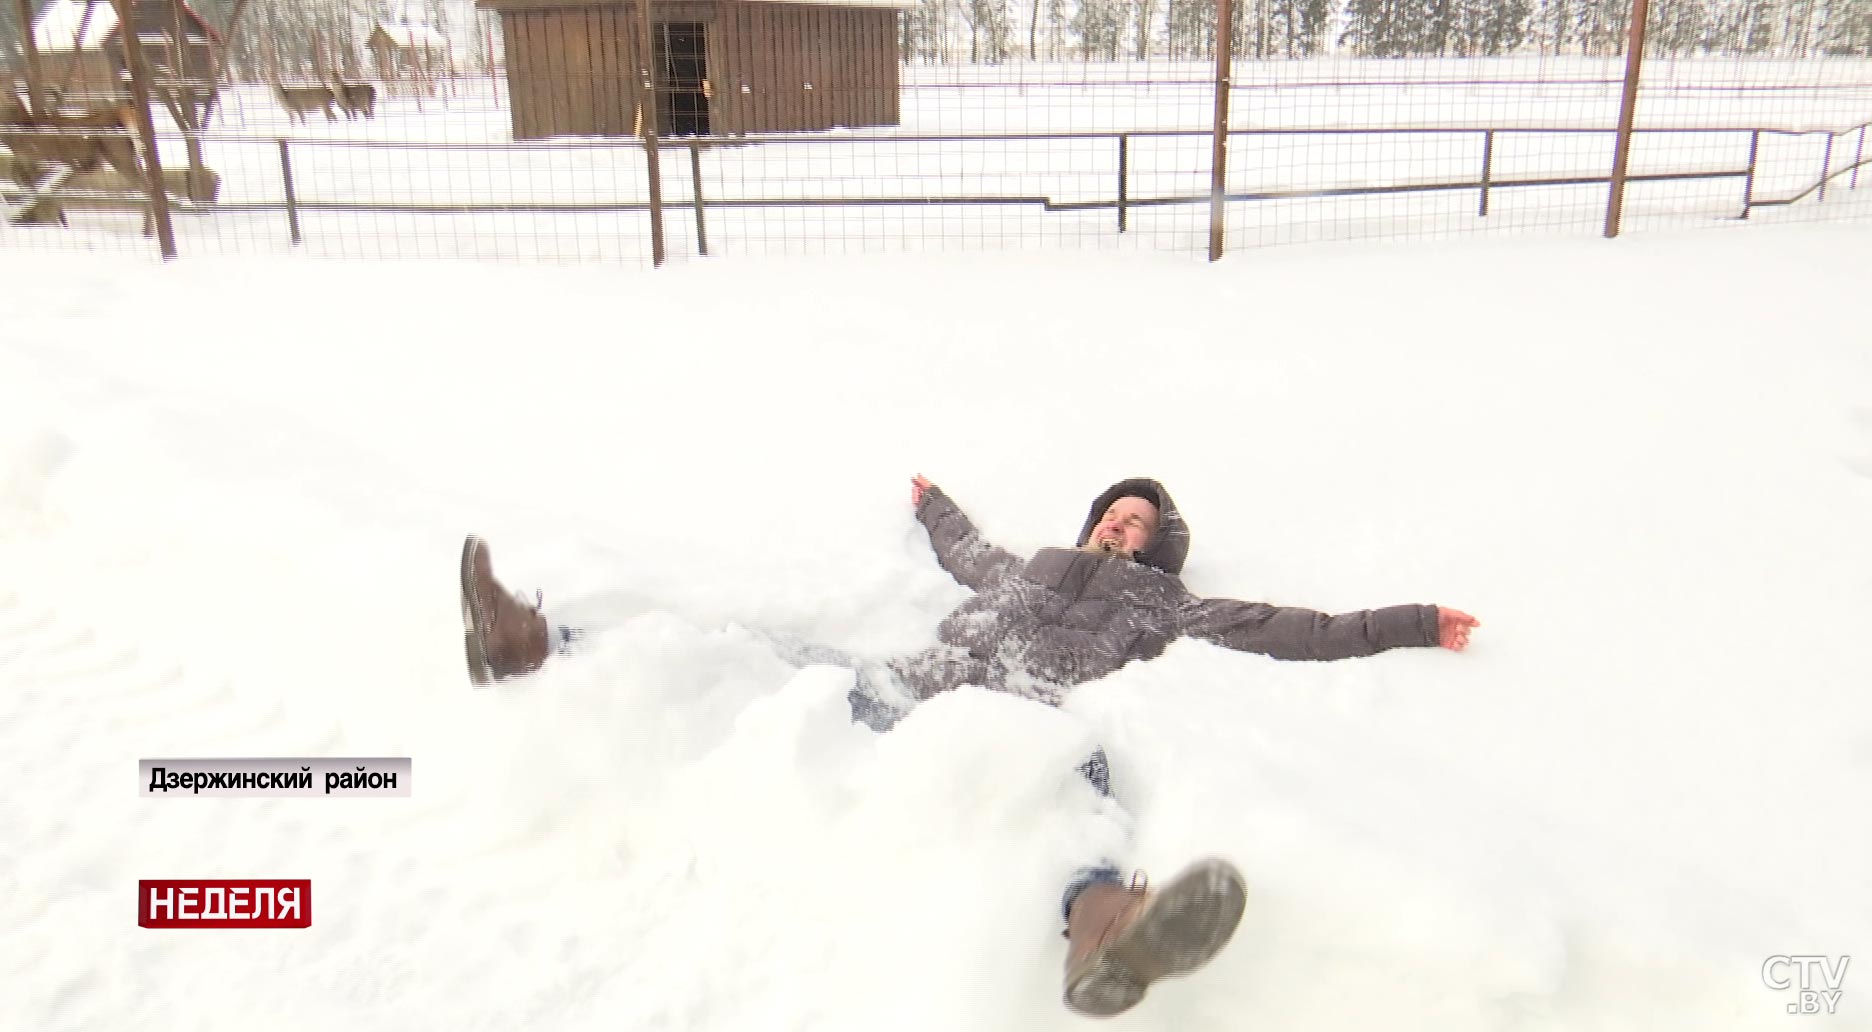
[[551, 624, 579, 655], [1060, 746, 1126, 924], [844, 677, 906, 733], [671, 626, 1129, 927]]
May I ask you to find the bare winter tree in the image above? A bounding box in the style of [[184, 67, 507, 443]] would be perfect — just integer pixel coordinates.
[[905, 0, 953, 63], [1825, 0, 1872, 54], [1475, 0, 1533, 54], [962, 0, 1012, 61], [1340, 0, 1412, 56], [1044, 0, 1071, 57], [1072, 0, 1126, 58], [913, 0, 1872, 64], [1131, 0, 1158, 58], [1273, 0, 1334, 57], [1165, 0, 1215, 57], [227, 0, 369, 81]]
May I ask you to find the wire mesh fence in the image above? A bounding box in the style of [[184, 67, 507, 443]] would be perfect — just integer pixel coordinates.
[[3, 0, 1870, 265]]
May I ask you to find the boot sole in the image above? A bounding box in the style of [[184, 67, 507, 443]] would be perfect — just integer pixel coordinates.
[[1064, 858, 1247, 1018], [460, 536, 493, 687]]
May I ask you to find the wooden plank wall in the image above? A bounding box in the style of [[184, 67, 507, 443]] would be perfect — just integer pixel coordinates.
[[502, 6, 641, 139], [709, 3, 901, 135], [840, 7, 901, 130], [501, 11, 538, 139], [498, 1, 901, 139], [706, 5, 737, 133]]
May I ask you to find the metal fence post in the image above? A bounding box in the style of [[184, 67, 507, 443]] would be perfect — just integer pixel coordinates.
[[278, 139, 302, 245], [1818, 131, 1835, 203], [1478, 129, 1495, 217], [1854, 125, 1866, 191], [1208, 0, 1235, 262], [635, 0, 667, 266], [689, 141, 708, 256], [1603, 0, 1652, 239], [1739, 129, 1760, 219], [1117, 133, 1129, 233]]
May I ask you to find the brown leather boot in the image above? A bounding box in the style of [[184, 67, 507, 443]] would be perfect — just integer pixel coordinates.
[[1063, 858, 1247, 1017], [459, 535, 550, 686]]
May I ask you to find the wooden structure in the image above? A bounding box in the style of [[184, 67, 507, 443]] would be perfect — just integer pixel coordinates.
[[473, 0, 907, 140], [0, 1, 49, 81], [102, 0, 215, 87], [25, 0, 117, 98], [367, 21, 455, 84], [5, 0, 224, 205], [24, 0, 216, 100]]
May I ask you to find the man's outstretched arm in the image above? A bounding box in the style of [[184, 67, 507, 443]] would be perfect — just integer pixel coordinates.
[[910, 475, 1021, 591], [1176, 597, 1478, 661]]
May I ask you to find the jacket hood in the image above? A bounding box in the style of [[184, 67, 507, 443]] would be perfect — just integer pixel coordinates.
[[1076, 477, 1189, 576]]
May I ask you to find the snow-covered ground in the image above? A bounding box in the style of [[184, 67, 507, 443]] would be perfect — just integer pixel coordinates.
[[2, 217, 1868, 1030]]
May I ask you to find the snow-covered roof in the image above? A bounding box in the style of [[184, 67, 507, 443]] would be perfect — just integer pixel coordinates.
[[31, 0, 218, 52], [33, 0, 115, 52], [372, 21, 453, 52]]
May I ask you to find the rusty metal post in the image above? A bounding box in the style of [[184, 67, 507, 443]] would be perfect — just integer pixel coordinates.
[[1739, 129, 1759, 219], [635, 0, 667, 266], [1208, 0, 1235, 261], [1117, 133, 1129, 233], [1478, 129, 1495, 217], [1603, 0, 1651, 239], [111, 0, 178, 259], [278, 139, 301, 245], [689, 140, 708, 256], [1854, 125, 1865, 190], [1818, 131, 1835, 203]]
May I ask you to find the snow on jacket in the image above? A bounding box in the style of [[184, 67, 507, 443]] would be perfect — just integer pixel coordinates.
[[886, 478, 1439, 706]]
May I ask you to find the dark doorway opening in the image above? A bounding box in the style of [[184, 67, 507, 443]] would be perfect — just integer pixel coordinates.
[[654, 23, 710, 136]]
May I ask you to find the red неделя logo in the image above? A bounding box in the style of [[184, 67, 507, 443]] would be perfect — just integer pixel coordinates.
[[138, 879, 311, 928]]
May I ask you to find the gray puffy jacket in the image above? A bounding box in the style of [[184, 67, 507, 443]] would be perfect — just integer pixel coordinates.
[[887, 478, 1439, 705]]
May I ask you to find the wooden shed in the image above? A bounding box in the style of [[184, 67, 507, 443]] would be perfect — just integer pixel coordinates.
[[473, 0, 907, 140], [367, 21, 457, 83], [25, 0, 118, 98], [24, 0, 217, 100], [101, 0, 216, 85]]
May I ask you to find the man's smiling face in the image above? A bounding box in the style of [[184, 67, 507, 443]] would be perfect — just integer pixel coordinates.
[[1085, 495, 1159, 559]]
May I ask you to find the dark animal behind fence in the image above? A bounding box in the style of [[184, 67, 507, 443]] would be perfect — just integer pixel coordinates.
[[334, 82, 376, 119]]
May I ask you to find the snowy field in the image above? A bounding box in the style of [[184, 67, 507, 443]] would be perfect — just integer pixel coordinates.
[[4, 57, 1870, 262], [2, 215, 1869, 1030]]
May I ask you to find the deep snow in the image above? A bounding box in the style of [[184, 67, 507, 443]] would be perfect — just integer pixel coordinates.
[[1, 220, 1870, 1030]]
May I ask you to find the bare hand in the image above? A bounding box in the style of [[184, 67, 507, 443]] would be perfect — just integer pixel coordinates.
[[911, 474, 932, 506], [1437, 607, 1479, 651]]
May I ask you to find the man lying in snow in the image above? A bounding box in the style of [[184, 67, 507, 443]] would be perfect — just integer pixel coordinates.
[[458, 476, 1479, 1017]]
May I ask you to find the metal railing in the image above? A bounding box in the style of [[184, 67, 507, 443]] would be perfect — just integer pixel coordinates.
[[265, 120, 1872, 252], [5, 117, 1868, 256], [1741, 121, 1871, 213]]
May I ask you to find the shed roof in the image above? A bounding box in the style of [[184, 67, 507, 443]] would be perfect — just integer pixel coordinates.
[[370, 21, 453, 51], [33, 0, 113, 50], [32, 0, 218, 52]]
